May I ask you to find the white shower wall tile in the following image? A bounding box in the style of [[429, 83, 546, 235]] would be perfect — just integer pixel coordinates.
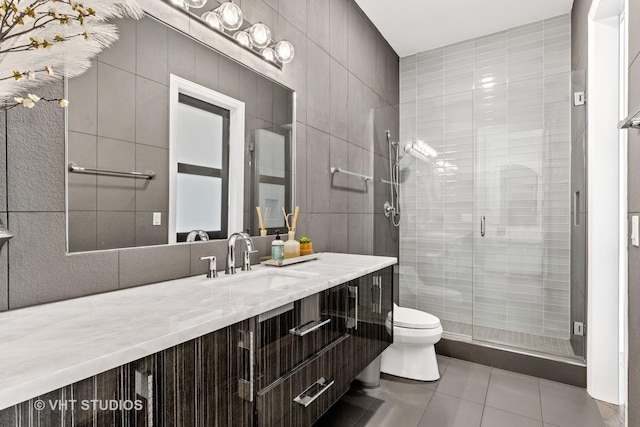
[[400, 14, 572, 342]]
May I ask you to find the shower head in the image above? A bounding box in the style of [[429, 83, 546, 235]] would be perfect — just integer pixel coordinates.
[[399, 139, 437, 162]]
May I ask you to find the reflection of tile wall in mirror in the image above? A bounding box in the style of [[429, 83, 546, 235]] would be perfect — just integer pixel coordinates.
[[66, 16, 295, 252]]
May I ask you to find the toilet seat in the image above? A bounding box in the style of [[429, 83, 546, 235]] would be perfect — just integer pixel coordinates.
[[389, 306, 441, 329]]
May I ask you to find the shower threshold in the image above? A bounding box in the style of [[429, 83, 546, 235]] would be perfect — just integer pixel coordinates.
[[441, 320, 584, 364]]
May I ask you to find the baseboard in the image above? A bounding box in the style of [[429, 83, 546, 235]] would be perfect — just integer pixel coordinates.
[[436, 337, 587, 388]]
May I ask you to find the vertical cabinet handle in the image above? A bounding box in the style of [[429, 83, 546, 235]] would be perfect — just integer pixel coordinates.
[[371, 276, 383, 314], [480, 216, 486, 237], [574, 191, 580, 226], [378, 276, 383, 314], [237, 330, 254, 402], [347, 284, 359, 330]]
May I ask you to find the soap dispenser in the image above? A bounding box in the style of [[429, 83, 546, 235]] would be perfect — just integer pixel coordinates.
[[284, 231, 300, 259], [271, 230, 285, 264]]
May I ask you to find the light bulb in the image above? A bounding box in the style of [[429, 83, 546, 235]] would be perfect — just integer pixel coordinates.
[[184, 0, 207, 7], [201, 11, 222, 30], [233, 31, 251, 48], [262, 47, 276, 62], [248, 23, 271, 49], [216, 2, 243, 31], [274, 40, 295, 63]]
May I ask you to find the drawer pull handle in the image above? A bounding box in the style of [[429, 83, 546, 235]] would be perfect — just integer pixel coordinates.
[[293, 377, 335, 407], [289, 318, 331, 336]]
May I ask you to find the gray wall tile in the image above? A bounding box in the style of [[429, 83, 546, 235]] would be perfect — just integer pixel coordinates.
[[135, 145, 169, 212], [68, 211, 97, 253], [135, 77, 169, 149], [329, 213, 348, 253], [7, 83, 65, 212], [97, 211, 135, 250], [194, 43, 220, 91], [67, 59, 98, 135], [168, 29, 196, 82], [329, 136, 349, 213], [97, 63, 136, 142], [279, 0, 307, 34], [306, 127, 330, 213], [307, 0, 330, 52], [306, 213, 330, 252], [135, 211, 168, 247], [8, 212, 119, 308], [67, 132, 97, 211], [2, 1, 399, 311], [329, 0, 349, 67], [119, 244, 190, 288], [330, 58, 349, 140], [347, 2, 377, 91], [99, 18, 137, 73], [307, 40, 331, 131], [96, 138, 136, 211], [136, 17, 168, 85]]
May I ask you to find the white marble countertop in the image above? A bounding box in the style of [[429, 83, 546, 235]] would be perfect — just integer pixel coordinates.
[[0, 253, 396, 410]]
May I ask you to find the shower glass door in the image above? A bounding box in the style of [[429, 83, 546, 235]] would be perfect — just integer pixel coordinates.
[[472, 73, 574, 358]]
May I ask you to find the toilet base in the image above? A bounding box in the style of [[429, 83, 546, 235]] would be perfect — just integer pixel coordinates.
[[380, 342, 440, 381]]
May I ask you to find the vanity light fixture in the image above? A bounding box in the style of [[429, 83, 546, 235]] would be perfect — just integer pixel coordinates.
[[247, 23, 271, 49], [166, 0, 294, 68]]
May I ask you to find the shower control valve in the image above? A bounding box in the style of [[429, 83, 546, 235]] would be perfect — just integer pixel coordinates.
[[384, 201, 395, 217]]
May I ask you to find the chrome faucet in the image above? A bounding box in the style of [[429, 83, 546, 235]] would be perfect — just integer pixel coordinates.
[[199, 256, 218, 278], [186, 230, 209, 242], [226, 232, 257, 274]]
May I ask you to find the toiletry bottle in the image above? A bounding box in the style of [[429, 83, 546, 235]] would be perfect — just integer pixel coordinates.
[[284, 231, 300, 259], [271, 230, 285, 264]]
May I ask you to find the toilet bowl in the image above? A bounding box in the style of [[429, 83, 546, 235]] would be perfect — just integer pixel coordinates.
[[380, 304, 443, 381]]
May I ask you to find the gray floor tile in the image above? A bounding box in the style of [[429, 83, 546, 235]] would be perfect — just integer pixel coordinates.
[[539, 379, 605, 427], [435, 358, 491, 404], [328, 381, 389, 424], [485, 369, 542, 421], [314, 407, 357, 427], [481, 406, 543, 427], [418, 392, 483, 427], [356, 381, 434, 427]]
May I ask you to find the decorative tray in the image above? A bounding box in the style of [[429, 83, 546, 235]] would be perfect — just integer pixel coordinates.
[[261, 253, 319, 267]]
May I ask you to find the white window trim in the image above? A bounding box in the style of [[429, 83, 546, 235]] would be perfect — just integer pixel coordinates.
[[168, 74, 245, 243]]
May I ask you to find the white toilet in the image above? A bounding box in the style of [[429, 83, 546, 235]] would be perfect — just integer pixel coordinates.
[[380, 304, 443, 381]]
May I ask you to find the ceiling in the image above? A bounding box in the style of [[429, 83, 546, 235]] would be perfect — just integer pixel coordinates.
[[354, 0, 575, 57]]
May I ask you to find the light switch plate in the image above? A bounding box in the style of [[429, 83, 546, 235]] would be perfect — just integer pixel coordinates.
[[153, 212, 162, 226], [574, 92, 585, 106]]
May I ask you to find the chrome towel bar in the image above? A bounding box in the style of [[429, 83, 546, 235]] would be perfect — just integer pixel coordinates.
[[68, 162, 156, 180], [330, 166, 372, 181]]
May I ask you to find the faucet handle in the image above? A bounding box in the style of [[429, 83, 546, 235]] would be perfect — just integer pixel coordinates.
[[200, 256, 218, 278], [242, 250, 259, 271]]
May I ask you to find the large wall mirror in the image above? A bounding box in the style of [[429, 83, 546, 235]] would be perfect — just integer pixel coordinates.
[[66, 15, 295, 252]]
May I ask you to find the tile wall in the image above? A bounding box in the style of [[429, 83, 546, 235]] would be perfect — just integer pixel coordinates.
[[399, 15, 572, 339], [0, 0, 399, 310]]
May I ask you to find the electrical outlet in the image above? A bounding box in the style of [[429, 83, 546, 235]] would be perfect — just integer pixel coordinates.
[[574, 92, 585, 106], [153, 212, 161, 226], [573, 321, 584, 336]]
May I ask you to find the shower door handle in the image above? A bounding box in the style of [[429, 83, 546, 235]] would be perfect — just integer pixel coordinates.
[[480, 216, 486, 237]]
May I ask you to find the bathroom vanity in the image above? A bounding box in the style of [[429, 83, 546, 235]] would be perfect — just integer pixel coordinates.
[[0, 253, 395, 426]]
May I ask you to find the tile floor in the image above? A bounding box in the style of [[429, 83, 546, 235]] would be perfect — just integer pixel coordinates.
[[313, 356, 624, 427], [441, 320, 577, 358]]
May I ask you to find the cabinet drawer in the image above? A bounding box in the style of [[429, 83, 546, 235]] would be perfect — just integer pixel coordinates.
[[256, 335, 351, 427], [257, 284, 347, 389]]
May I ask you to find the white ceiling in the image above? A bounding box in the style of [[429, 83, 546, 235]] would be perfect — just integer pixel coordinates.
[[354, 0, 575, 57]]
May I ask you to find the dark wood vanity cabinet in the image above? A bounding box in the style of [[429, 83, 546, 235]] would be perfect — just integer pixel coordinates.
[[0, 266, 395, 427], [348, 266, 394, 377], [255, 266, 394, 427]]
